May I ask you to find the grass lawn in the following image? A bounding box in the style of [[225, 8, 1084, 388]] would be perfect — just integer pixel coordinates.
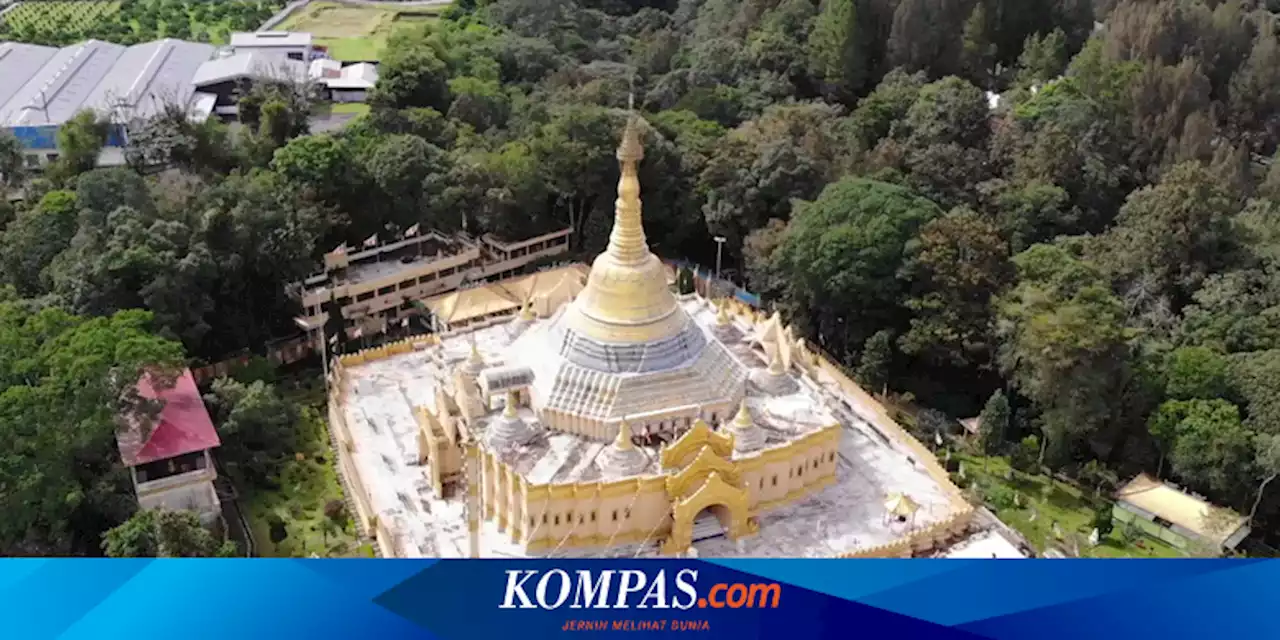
[[330, 102, 371, 115], [953, 451, 1185, 558], [311, 102, 371, 121], [241, 375, 374, 558], [279, 1, 445, 61]]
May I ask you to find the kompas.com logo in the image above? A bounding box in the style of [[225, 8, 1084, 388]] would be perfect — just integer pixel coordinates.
[[498, 569, 782, 610]]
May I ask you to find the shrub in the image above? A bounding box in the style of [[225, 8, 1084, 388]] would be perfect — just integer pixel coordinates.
[[266, 513, 289, 543], [984, 484, 1018, 510], [1092, 503, 1115, 537], [1011, 435, 1040, 472]]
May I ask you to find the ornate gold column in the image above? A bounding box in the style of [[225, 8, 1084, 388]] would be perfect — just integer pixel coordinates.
[[465, 443, 480, 558]]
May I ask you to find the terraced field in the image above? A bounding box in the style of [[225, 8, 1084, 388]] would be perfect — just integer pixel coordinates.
[[0, 0, 281, 46], [279, 1, 444, 61], [0, 1, 121, 44]]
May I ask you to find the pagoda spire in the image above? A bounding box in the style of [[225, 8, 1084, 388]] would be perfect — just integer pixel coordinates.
[[606, 105, 648, 265]]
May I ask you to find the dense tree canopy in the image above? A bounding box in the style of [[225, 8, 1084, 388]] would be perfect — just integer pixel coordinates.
[[0, 307, 183, 555]]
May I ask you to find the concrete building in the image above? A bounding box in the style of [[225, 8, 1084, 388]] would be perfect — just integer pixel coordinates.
[[326, 118, 984, 558], [310, 59, 378, 102], [115, 369, 222, 525], [1114, 474, 1251, 554], [293, 227, 572, 338], [191, 50, 310, 118], [229, 31, 315, 61], [0, 38, 217, 167]]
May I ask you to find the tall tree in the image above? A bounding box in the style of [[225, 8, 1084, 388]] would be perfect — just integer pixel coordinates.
[[0, 190, 77, 295], [807, 0, 864, 103], [1013, 29, 1069, 88], [103, 509, 236, 558], [978, 389, 1010, 453], [900, 208, 1012, 369], [997, 243, 1130, 466], [960, 1, 997, 89], [857, 329, 895, 395], [1148, 399, 1254, 499], [54, 110, 110, 179], [887, 0, 966, 77], [769, 177, 941, 358], [0, 130, 25, 192], [1099, 162, 1241, 308], [0, 307, 184, 555], [204, 378, 300, 487]]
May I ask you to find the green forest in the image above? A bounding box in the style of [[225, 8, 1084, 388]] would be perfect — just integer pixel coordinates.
[[5, 0, 1280, 555]]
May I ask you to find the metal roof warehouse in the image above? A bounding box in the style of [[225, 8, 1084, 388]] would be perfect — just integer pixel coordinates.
[[0, 38, 217, 147]]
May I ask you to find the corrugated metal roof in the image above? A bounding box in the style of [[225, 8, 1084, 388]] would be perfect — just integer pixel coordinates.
[[81, 39, 216, 122], [0, 42, 58, 112], [0, 38, 215, 128], [191, 51, 307, 86]]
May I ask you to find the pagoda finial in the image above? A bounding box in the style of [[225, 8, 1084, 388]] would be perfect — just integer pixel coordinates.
[[616, 417, 635, 450], [504, 389, 520, 418], [608, 112, 647, 264], [716, 301, 731, 326]]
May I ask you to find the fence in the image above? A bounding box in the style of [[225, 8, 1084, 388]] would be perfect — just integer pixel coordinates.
[[190, 334, 316, 384], [663, 259, 762, 307]]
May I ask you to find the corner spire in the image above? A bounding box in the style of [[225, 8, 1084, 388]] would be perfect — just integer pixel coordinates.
[[504, 389, 519, 418], [615, 417, 635, 450]]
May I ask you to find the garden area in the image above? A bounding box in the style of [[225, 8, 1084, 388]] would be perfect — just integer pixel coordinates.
[[885, 396, 1187, 558], [0, 0, 281, 46], [211, 367, 373, 558], [279, 1, 443, 61], [948, 450, 1184, 558]]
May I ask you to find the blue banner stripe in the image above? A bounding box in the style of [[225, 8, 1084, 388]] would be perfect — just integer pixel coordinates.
[[0, 559, 1274, 640], [0, 559, 152, 639]]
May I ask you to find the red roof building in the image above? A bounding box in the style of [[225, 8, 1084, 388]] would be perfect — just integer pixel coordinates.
[[115, 369, 222, 523], [117, 369, 221, 466]]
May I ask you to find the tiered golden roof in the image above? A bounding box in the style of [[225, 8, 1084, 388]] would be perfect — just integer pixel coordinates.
[[561, 116, 687, 344]]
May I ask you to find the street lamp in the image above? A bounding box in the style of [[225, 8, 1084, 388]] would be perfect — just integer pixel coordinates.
[[713, 236, 726, 282]]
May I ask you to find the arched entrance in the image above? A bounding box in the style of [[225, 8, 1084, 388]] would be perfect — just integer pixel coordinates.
[[691, 504, 732, 543], [661, 472, 755, 555]]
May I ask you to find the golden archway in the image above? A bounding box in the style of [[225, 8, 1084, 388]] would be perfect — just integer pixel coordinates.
[[661, 471, 756, 555], [661, 419, 734, 469]]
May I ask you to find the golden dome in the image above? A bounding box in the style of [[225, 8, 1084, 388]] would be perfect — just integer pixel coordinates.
[[561, 116, 687, 344]]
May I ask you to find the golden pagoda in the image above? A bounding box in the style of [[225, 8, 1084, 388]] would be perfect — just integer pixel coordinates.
[[562, 117, 688, 345], [510, 113, 748, 441]]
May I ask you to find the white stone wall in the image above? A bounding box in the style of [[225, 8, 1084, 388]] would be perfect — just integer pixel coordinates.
[[137, 470, 221, 523]]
